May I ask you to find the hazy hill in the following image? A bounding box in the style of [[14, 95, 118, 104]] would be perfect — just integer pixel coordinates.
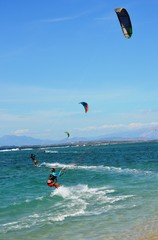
[[0, 135, 88, 147], [0, 128, 158, 147], [0, 135, 53, 147]]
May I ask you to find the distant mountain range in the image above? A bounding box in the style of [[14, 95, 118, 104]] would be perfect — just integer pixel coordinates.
[[0, 128, 158, 147], [0, 135, 87, 147], [0, 135, 52, 147]]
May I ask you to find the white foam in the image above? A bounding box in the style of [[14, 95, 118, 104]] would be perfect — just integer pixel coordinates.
[[41, 162, 77, 169], [84, 164, 149, 175], [0, 148, 20, 152], [40, 162, 152, 176], [36, 196, 44, 200], [44, 150, 58, 154], [21, 148, 33, 151], [51, 186, 71, 198], [67, 164, 152, 175], [50, 184, 134, 216], [0, 184, 135, 233]]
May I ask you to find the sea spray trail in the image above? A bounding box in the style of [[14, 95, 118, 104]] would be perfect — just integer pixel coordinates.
[[0, 184, 134, 234], [41, 162, 154, 176], [44, 150, 58, 154]]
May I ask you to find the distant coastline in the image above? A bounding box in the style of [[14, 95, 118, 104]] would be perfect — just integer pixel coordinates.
[[1, 139, 158, 151]]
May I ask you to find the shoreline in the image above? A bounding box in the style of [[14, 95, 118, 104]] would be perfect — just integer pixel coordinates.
[[1, 139, 158, 151]]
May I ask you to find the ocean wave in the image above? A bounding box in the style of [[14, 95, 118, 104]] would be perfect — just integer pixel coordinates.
[[51, 185, 133, 203], [50, 185, 134, 218], [74, 165, 152, 175], [40, 162, 77, 169], [0, 214, 41, 233], [0, 184, 134, 233], [0, 147, 34, 152], [40, 162, 153, 176], [41, 146, 70, 150], [21, 148, 34, 151], [0, 148, 20, 152], [43, 150, 58, 154], [43, 150, 80, 154]]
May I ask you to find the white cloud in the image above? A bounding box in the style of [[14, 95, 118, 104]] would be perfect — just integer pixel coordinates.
[[39, 9, 93, 24], [39, 7, 102, 24], [12, 129, 30, 136], [75, 122, 158, 132], [41, 16, 75, 23]]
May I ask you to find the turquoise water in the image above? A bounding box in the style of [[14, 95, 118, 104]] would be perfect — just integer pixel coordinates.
[[1, 142, 158, 240]]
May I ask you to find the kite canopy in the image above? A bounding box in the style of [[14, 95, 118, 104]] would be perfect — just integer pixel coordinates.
[[114, 8, 132, 39], [65, 131, 70, 138], [79, 102, 89, 113]]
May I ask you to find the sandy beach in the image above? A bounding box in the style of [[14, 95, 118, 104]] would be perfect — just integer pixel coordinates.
[[141, 237, 158, 240]]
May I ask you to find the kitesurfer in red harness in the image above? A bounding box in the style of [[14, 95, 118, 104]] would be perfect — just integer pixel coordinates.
[[47, 168, 60, 188]]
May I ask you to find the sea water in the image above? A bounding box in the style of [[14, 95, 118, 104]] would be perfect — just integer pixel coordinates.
[[1, 142, 158, 240]]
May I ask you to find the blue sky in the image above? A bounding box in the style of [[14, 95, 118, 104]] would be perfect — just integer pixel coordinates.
[[0, 0, 158, 140]]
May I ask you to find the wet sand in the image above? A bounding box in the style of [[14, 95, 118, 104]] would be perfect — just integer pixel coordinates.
[[140, 236, 158, 240]]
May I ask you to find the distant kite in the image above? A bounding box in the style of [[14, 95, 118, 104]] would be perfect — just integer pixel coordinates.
[[65, 131, 70, 138], [79, 102, 89, 113], [114, 8, 132, 39]]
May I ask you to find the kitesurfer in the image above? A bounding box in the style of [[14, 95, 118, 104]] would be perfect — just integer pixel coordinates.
[[47, 174, 60, 188], [47, 168, 61, 188], [30, 154, 38, 166]]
